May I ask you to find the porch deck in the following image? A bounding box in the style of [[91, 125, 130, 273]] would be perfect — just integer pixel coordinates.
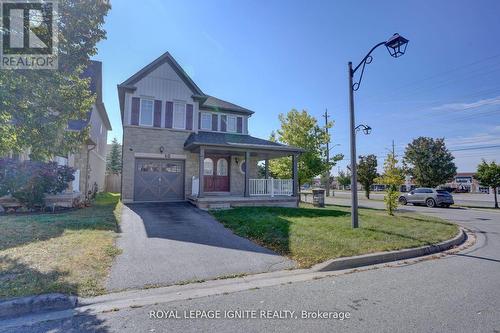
[[187, 195, 298, 210]]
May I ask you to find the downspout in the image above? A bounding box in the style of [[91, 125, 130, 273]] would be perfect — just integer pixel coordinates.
[[85, 143, 96, 200]]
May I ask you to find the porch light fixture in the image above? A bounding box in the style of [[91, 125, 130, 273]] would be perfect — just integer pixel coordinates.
[[385, 33, 409, 58], [159, 146, 165, 153], [355, 124, 372, 135]]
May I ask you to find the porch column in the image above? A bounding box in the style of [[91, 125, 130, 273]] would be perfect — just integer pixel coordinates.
[[244, 151, 250, 197], [199, 147, 204, 198], [264, 159, 269, 179], [292, 154, 298, 197]]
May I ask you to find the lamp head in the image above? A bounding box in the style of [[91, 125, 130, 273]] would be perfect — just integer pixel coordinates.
[[385, 33, 409, 58], [363, 126, 372, 135]]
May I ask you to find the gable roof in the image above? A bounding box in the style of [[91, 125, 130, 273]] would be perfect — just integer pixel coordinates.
[[201, 95, 254, 115], [69, 60, 111, 131], [117, 52, 254, 120]]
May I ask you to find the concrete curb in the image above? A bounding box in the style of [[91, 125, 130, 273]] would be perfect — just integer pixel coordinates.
[[313, 228, 467, 272], [0, 229, 466, 323], [0, 293, 77, 320]]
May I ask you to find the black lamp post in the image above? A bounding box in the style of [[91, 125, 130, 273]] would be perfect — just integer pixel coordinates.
[[348, 33, 409, 229]]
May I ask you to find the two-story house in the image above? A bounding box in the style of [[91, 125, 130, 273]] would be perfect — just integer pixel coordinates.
[[118, 52, 302, 209]]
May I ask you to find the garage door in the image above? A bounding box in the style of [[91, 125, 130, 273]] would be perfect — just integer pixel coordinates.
[[134, 159, 184, 202]]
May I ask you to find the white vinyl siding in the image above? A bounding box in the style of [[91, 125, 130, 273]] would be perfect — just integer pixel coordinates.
[[201, 112, 212, 130], [173, 101, 186, 129], [139, 99, 154, 126]]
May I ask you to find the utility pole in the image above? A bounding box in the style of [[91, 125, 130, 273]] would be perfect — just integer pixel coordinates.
[[392, 139, 395, 156], [323, 109, 330, 197]]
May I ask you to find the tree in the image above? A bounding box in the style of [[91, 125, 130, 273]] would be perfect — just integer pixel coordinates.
[[337, 170, 351, 190], [476, 160, 500, 208], [106, 138, 122, 174], [268, 109, 342, 186], [357, 154, 378, 199], [0, 0, 111, 161], [376, 153, 404, 215], [320, 174, 334, 188], [403, 137, 457, 188]]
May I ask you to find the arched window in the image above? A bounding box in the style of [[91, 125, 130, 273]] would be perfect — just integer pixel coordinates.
[[204, 158, 213, 175], [217, 159, 228, 176]]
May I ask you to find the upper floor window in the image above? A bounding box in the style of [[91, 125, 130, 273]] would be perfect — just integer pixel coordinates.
[[173, 101, 186, 129], [140, 99, 154, 126], [227, 115, 237, 132], [201, 112, 212, 130]]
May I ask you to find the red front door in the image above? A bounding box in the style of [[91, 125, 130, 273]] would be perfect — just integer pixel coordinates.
[[203, 156, 230, 192]]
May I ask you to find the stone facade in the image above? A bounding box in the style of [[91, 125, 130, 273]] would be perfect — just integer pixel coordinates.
[[229, 156, 258, 195], [122, 126, 260, 203]]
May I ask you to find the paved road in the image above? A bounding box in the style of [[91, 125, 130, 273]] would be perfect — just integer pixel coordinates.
[[4, 201, 500, 332], [331, 190, 497, 208], [107, 203, 295, 291]]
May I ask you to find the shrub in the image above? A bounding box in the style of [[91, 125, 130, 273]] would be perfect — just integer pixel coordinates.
[[0, 158, 75, 209]]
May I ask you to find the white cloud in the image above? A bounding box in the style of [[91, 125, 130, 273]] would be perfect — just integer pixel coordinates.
[[432, 96, 500, 112]]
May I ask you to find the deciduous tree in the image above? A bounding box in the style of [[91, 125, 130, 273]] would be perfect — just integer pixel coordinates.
[[376, 153, 404, 215], [357, 154, 378, 199], [476, 160, 500, 208], [337, 170, 351, 190], [403, 137, 456, 188], [0, 0, 111, 161], [268, 109, 342, 186]]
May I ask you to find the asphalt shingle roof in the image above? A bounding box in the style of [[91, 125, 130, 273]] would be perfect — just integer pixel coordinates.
[[201, 95, 254, 114], [184, 132, 301, 151]]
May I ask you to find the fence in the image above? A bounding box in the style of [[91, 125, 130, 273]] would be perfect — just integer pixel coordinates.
[[105, 173, 121, 193]]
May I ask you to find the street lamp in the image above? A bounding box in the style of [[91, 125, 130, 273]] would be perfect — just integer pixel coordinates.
[[355, 124, 372, 135], [348, 33, 409, 229]]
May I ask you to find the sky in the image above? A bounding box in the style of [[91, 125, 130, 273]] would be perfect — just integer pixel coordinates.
[[95, 0, 500, 174]]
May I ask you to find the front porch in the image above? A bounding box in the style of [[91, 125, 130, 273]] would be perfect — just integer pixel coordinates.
[[183, 131, 303, 209], [187, 194, 299, 210]]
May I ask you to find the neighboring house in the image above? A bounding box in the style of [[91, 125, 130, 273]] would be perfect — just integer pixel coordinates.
[[63, 60, 112, 198], [2, 60, 111, 205], [118, 52, 302, 209]]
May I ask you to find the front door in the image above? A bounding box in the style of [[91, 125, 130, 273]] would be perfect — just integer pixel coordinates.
[[203, 156, 230, 192]]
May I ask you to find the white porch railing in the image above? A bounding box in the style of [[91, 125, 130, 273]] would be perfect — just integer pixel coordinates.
[[249, 178, 293, 197], [192, 176, 199, 197]]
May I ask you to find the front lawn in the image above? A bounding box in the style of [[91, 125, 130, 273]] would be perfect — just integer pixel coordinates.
[[0, 193, 122, 299], [212, 204, 458, 268]]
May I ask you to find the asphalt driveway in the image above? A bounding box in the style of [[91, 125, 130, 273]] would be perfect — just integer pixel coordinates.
[[107, 203, 295, 291]]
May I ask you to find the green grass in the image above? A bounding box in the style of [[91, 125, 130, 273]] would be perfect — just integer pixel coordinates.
[[211, 204, 458, 268], [0, 193, 122, 299]]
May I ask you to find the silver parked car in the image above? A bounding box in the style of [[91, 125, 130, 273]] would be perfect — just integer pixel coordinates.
[[399, 188, 454, 208]]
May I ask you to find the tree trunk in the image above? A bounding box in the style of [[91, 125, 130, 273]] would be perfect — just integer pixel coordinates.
[[494, 187, 499, 209]]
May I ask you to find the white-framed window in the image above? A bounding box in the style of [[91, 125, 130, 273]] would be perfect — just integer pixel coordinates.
[[201, 112, 212, 130], [204, 158, 214, 175], [227, 115, 237, 133], [173, 101, 186, 129], [217, 159, 228, 176], [140, 99, 154, 126]]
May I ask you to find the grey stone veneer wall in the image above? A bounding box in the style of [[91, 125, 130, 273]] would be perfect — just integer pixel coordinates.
[[122, 126, 258, 202]]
